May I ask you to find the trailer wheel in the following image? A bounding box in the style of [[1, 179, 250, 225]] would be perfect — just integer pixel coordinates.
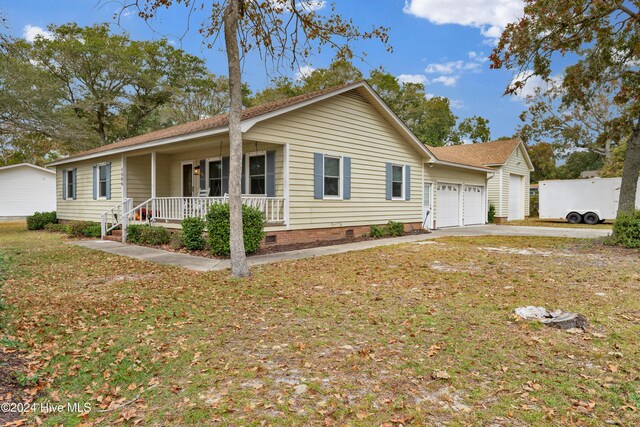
[[566, 212, 582, 224], [583, 212, 600, 225]]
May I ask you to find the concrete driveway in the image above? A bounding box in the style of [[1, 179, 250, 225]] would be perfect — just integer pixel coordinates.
[[68, 224, 611, 272]]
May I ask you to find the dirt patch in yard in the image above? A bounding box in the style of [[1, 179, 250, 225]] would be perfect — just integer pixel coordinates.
[[0, 348, 30, 426]]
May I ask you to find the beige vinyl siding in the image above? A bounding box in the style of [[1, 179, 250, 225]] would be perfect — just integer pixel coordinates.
[[126, 154, 151, 205], [424, 164, 488, 228], [56, 156, 122, 222], [487, 144, 531, 218], [125, 153, 172, 205], [487, 169, 502, 216], [246, 92, 425, 230], [163, 141, 284, 197]]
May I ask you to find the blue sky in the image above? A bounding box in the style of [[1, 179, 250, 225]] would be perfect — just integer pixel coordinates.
[[2, 0, 541, 139]]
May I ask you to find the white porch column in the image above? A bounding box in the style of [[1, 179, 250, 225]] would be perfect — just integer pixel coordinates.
[[284, 143, 290, 229], [121, 154, 127, 202], [151, 151, 157, 218]]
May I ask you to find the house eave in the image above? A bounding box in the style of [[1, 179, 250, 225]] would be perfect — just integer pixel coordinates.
[[430, 159, 495, 173], [46, 126, 231, 167], [0, 163, 55, 174]]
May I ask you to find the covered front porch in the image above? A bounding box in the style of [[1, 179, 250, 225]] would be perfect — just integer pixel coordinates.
[[100, 138, 290, 239]]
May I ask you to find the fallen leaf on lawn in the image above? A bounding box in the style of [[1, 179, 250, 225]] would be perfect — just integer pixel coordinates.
[[432, 370, 451, 380], [427, 344, 441, 357]]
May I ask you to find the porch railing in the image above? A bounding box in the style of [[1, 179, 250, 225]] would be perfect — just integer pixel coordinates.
[[127, 196, 285, 225], [100, 198, 133, 238], [101, 196, 285, 242]]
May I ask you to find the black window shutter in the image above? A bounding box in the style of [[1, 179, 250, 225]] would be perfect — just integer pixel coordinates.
[[221, 157, 230, 196], [313, 153, 323, 199]]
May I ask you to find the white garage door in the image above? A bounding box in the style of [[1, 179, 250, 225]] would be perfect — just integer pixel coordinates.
[[464, 185, 484, 225], [436, 183, 460, 227], [509, 174, 524, 220]]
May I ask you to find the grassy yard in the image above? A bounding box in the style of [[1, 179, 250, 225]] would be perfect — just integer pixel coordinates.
[[1, 222, 639, 426], [506, 218, 613, 229]]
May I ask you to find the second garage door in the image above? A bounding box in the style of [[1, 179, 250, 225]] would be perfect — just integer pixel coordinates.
[[436, 183, 460, 227], [509, 174, 524, 220], [463, 185, 484, 225]]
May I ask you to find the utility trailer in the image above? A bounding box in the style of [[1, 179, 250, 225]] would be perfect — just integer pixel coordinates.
[[539, 177, 640, 224]]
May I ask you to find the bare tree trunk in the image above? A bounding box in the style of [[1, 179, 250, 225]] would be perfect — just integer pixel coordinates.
[[223, 0, 250, 277], [617, 119, 640, 216]]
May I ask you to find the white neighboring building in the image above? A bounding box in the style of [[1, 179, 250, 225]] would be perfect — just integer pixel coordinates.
[[0, 163, 56, 220]]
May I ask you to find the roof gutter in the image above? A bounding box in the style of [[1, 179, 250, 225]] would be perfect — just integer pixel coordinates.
[[46, 126, 230, 167], [430, 159, 495, 173]]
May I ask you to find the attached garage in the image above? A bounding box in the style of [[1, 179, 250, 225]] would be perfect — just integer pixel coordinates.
[[508, 174, 524, 220], [428, 139, 533, 223], [435, 183, 461, 227], [463, 185, 485, 225]]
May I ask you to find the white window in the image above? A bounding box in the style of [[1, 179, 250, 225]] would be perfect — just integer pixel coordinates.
[[323, 155, 341, 197], [392, 164, 404, 199], [247, 153, 266, 195], [208, 159, 223, 197], [66, 170, 74, 199], [97, 164, 108, 198]]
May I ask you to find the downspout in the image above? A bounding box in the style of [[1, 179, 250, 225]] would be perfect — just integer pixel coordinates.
[[498, 168, 503, 219]]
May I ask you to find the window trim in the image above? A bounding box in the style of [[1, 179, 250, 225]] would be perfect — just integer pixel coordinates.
[[206, 156, 223, 197], [95, 162, 109, 199], [391, 163, 405, 200], [245, 151, 267, 196], [65, 169, 75, 200], [323, 154, 343, 199]]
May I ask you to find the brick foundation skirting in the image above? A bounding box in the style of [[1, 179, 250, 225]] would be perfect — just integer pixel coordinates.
[[262, 222, 423, 246], [493, 217, 508, 225]]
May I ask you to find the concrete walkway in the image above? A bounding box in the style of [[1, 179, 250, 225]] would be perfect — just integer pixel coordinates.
[[68, 225, 611, 272]]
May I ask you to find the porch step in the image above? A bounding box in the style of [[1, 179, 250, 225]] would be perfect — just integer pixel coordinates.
[[111, 229, 122, 236], [103, 235, 121, 242]]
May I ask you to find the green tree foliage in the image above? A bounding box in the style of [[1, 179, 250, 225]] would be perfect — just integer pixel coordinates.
[[600, 140, 628, 178], [528, 142, 556, 183], [491, 0, 640, 215], [556, 151, 603, 180], [29, 23, 212, 144], [0, 23, 226, 165], [455, 116, 491, 144], [517, 83, 620, 158], [303, 60, 363, 92], [0, 38, 94, 164]]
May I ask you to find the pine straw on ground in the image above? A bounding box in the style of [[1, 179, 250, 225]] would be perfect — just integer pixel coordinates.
[[0, 222, 638, 426]]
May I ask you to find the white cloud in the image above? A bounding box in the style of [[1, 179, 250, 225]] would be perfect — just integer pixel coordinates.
[[422, 52, 487, 86], [509, 70, 562, 100], [397, 74, 428, 85], [468, 51, 489, 63], [297, 0, 326, 11], [450, 99, 465, 109], [432, 75, 458, 86], [295, 65, 316, 80], [403, 0, 524, 42], [425, 60, 481, 74], [23, 25, 53, 43]]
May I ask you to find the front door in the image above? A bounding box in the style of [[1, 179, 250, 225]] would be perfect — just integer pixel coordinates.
[[423, 183, 432, 229], [182, 163, 193, 197]]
